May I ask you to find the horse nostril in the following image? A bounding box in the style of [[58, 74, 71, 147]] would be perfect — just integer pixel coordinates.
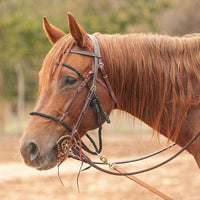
[[27, 142, 40, 161]]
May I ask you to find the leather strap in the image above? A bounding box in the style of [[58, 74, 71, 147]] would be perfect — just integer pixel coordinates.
[[69, 49, 100, 58], [71, 131, 200, 176], [99, 64, 118, 106], [89, 35, 118, 106], [113, 165, 173, 200]]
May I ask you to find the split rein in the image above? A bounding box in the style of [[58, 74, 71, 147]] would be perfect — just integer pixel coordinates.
[[30, 34, 200, 177]]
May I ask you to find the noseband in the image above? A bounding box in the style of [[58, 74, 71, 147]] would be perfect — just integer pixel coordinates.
[[30, 34, 117, 160]]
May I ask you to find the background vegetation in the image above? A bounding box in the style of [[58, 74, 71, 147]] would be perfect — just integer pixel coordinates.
[[0, 0, 200, 134]]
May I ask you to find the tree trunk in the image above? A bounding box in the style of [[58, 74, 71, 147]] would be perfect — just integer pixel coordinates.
[[15, 63, 25, 135], [0, 70, 4, 134]]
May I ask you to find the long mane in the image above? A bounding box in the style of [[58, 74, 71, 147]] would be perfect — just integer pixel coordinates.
[[96, 33, 200, 140]]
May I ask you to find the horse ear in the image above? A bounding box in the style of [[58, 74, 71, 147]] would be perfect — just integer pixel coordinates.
[[43, 16, 65, 44], [67, 13, 87, 47]]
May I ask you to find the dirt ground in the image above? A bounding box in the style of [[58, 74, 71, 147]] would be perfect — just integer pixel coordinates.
[[0, 132, 199, 200]]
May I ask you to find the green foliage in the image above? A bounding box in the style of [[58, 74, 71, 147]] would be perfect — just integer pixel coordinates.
[[0, 0, 169, 104], [66, 0, 169, 33]]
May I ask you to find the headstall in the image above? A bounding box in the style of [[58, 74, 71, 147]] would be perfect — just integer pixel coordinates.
[[30, 34, 117, 163]]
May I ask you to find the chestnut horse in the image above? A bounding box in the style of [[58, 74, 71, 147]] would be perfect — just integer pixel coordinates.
[[20, 13, 200, 170]]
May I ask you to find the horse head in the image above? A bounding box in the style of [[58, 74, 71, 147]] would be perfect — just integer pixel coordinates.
[[20, 13, 115, 170]]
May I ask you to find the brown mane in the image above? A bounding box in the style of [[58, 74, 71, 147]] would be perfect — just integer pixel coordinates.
[[96, 33, 200, 140]]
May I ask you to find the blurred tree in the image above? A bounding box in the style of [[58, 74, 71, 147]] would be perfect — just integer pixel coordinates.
[[157, 0, 200, 35], [15, 63, 25, 134], [0, 71, 4, 133], [0, 0, 170, 109], [66, 0, 169, 33], [4, 0, 200, 135]]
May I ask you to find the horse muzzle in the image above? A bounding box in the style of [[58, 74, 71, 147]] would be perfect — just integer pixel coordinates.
[[20, 138, 58, 170]]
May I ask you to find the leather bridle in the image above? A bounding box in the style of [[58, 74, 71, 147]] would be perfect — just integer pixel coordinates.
[[30, 34, 117, 160], [30, 34, 200, 175]]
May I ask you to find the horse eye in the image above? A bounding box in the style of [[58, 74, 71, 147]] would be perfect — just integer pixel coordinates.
[[63, 75, 77, 86]]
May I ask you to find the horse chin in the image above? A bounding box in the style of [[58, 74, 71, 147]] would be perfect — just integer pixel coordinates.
[[36, 161, 57, 171], [38, 157, 57, 171], [38, 149, 58, 171]]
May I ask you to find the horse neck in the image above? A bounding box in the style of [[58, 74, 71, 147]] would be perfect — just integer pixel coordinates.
[[98, 33, 200, 140]]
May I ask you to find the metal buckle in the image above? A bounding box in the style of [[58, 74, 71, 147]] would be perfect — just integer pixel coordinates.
[[56, 135, 77, 157], [98, 154, 116, 169]]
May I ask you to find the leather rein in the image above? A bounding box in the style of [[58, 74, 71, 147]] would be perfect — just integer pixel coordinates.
[[30, 34, 200, 177]]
